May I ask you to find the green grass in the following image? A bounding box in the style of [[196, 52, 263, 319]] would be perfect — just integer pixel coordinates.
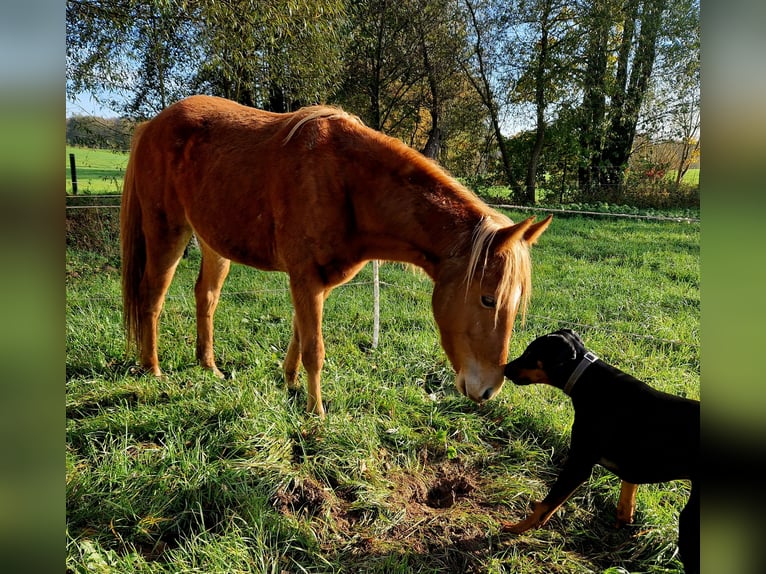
[[676, 167, 699, 186], [66, 145, 129, 195], [66, 210, 699, 572]]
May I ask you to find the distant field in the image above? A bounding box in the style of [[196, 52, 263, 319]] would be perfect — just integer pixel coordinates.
[[66, 146, 128, 194], [675, 167, 699, 186]]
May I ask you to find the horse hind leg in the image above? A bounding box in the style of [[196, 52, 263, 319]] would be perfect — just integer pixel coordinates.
[[138, 228, 192, 376], [194, 239, 231, 378]]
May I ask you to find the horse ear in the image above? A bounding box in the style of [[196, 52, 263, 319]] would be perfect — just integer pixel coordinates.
[[492, 215, 553, 253], [523, 214, 553, 245], [492, 217, 535, 253]]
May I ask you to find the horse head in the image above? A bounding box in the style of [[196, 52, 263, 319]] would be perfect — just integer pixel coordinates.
[[432, 215, 552, 404]]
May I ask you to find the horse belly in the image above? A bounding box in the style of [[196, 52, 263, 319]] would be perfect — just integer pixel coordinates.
[[184, 194, 282, 271]]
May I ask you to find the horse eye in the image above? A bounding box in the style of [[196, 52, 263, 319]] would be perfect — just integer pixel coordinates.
[[480, 295, 496, 308]]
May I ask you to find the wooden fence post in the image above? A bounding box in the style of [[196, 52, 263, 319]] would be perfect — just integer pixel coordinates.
[[69, 153, 78, 194]]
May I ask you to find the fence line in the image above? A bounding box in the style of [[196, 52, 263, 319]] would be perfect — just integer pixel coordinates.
[[65, 199, 699, 222], [492, 203, 700, 223], [65, 204, 121, 210], [66, 282, 700, 351]]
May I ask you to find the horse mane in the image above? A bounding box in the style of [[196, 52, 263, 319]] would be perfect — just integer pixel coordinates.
[[466, 215, 532, 326], [282, 106, 364, 144], [389, 143, 532, 325], [280, 107, 531, 323]]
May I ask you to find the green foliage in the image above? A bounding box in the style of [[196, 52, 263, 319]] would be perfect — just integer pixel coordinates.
[[66, 210, 699, 571], [67, 0, 700, 208], [66, 116, 134, 150], [67, 0, 348, 116]]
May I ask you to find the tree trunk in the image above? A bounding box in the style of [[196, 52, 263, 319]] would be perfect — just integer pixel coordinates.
[[525, 0, 552, 205], [599, 0, 667, 190], [422, 117, 442, 159], [419, 21, 442, 160], [463, 0, 522, 197], [577, 3, 610, 199]]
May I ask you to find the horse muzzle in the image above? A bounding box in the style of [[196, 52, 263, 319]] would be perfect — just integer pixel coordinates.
[[455, 365, 505, 403]]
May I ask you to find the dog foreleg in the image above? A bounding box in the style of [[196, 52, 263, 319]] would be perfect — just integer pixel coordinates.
[[502, 462, 592, 534], [615, 481, 638, 527]]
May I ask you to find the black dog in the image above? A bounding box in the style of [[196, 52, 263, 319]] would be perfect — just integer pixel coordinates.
[[502, 329, 699, 574]]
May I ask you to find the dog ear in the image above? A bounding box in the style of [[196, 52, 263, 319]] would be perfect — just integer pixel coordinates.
[[547, 332, 578, 365], [558, 328, 583, 345]]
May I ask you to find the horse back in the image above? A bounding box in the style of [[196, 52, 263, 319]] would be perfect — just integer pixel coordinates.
[[129, 96, 357, 273]]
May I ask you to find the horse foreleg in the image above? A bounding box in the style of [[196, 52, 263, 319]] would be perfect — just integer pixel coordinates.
[[288, 280, 327, 417], [194, 241, 231, 378], [284, 315, 302, 390]]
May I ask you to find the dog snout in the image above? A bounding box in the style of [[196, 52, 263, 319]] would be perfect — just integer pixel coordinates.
[[504, 362, 518, 380]]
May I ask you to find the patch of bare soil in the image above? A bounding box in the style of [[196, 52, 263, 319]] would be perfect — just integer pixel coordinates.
[[272, 476, 331, 518], [271, 460, 512, 568], [425, 470, 475, 509]]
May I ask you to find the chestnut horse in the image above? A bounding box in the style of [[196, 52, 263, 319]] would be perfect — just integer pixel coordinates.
[[121, 95, 551, 417]]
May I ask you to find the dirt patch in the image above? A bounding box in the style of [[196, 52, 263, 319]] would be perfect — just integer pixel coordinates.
[[271, 460, 510, 568], [272, 476, 330, 517], [425, 472, 475, 509]]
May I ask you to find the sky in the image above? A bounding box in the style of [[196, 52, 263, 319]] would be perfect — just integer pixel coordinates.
[[66, 92, 122, 119]]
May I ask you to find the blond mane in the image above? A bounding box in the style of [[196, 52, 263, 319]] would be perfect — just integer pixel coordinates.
[[282, 106, 363, 144], [466, 215, 532, 325], [281, 108, 531, 325]]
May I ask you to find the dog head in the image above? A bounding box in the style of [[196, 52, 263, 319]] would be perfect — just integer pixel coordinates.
[[504, 329, 586, 388]]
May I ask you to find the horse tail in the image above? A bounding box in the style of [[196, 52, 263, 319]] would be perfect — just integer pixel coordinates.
[[120, 122, 148, 355]]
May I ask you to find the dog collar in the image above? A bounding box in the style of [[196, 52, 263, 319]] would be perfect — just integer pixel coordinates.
[[563, 351, 598, 395]]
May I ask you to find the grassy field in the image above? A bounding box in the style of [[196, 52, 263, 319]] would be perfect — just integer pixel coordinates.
[[66, 209, 699, 573], [677, 167, 700, 186], [66, 145, 129, 194]]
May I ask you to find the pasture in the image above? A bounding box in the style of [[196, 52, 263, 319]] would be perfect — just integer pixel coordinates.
[[66, 145, 129, 194], [66, 210, 699, 573]]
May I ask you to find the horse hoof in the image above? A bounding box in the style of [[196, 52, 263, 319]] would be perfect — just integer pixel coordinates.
[[198, 362, 226, 379], [285, 371, 301, 391], [130, 365, 163, 377]]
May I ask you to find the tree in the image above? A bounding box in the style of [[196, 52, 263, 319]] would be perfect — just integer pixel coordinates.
[[510, 0, 576, 204], [66, 115, 134, 149], [523, 0, 553, 203], [67, 0, 198, 117], [460, 0, 524, 197], [193, 0, 346, 112], [409, 0, 466, 159], [339, 0, 425, 133], [638, 0, 700, 185], [571, 0, 694, 198], [598, 0, 668, 190], [575, 0, 614, 197], [67, 0, 346, 116]]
